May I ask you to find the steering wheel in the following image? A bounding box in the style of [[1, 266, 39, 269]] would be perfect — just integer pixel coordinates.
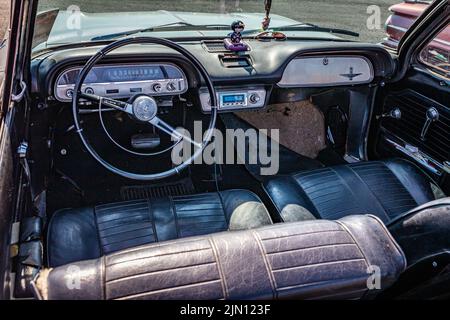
[[72, 37, 217, 180]]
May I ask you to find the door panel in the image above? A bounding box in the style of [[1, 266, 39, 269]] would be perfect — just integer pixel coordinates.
[[375, 69, 449, 177], [380, 86, 449, 171], [0, 116, 13, 299], [374, 14, 449, 188]]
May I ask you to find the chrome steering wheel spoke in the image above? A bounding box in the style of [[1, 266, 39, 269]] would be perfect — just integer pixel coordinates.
[[79, 92, 133, 114], [149, 117, 203, 149]]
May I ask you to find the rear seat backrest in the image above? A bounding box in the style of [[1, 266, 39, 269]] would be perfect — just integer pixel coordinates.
[[34, 215, 406, 300]]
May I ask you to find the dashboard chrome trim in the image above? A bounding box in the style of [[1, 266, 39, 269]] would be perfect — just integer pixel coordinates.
[[54, 63, 188, 102], [278, 55, 374, 87]]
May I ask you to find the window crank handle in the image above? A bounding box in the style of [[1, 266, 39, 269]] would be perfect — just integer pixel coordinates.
[[420, 107, 439, 141]]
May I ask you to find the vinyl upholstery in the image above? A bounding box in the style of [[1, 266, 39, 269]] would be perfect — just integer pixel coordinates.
[[47, 189, 272, 267], [264, 159, 438, 223], [36, 215, 406, 300]]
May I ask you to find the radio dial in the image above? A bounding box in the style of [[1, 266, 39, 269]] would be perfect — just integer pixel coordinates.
[[249, 93, 260, 104]]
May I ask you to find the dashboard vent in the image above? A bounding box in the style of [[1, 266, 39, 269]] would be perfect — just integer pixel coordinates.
[[203, 41, 230, 52], [381, 90, 450, 163]]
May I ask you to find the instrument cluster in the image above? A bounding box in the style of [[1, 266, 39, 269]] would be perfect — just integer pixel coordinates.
[[54, 63, 188, 102]]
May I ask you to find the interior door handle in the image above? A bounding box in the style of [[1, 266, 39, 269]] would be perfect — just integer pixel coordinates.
[[420, 107, 439, 141]]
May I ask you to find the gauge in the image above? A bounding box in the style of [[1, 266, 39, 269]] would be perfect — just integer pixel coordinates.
[[105, 66, 164, 82], [58, 69, 98, 85], [55, 63, 188, 102]]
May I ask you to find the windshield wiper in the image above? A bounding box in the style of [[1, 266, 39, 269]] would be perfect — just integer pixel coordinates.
[[92, 22, 231, 41], [243, 23, 359, 38]]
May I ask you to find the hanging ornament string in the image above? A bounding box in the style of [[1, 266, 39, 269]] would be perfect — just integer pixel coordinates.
[[262, 0, 272, 31]]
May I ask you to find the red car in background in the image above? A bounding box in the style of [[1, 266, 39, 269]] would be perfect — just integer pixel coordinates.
[[384, 0, 449, 76]]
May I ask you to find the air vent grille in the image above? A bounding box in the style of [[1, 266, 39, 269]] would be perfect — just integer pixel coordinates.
[[381, 90, 450, 163], [120, 178, 195, 201], [203, 41, 230, 52]]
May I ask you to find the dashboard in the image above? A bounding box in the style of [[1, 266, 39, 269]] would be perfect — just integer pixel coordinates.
[[31, 39, 395, 112]]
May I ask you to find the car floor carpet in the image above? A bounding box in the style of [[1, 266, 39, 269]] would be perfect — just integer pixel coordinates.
[[234, 100, 327, 159], [219, 113, 323, 182]]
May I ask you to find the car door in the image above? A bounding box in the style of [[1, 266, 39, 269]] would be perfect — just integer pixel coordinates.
[[372, 0, 449, 195], [0, 0, 27, 299]]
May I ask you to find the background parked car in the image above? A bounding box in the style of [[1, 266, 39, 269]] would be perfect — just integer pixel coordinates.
[[383, 0, 449, 77]]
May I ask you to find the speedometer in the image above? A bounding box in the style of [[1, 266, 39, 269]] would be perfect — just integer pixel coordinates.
[[105, 66, 164, 82]]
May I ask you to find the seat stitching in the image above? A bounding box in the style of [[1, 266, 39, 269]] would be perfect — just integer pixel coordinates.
[[261, 182, 284, 220], [168, 196, 180, 238], [98, 225, 155, 239], [106, 261, 218, 284], [208, 237, 229, 299], [342, 165, 391, 222], [333, 219, 370, 300], [106, 248, 213, 268], [112, 279, 223, 300], [93, 206, 104, 257], [266, 242, 357, 255], [334, 221, 370, 269], [216, 191, 230, 226], [96, 201, 148, 212], [147, 199, 158, 242], [271, 257, 366, 272], [352, 163, 408, 220], [276, 276, 369, 293], [98, 220, 154, 233], [288, 175, 321, 218], [101, 256, 106, 300], [251, 230, 277, 299], [101, 234, 155, 247], [96, 212, 148, 224], [260, 229, 345, 241], [381, 161, 419, 207]]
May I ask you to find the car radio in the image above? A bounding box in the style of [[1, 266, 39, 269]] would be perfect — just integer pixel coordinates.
[[200, 87, 266, 112]]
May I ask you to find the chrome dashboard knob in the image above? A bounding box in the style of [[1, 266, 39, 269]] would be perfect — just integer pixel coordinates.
[[152, 83, 162, 92], [166, 82, 176, 91], [249, 93, 260, 104], [389, 107, 402, 119], [378, 107, 401, 120]]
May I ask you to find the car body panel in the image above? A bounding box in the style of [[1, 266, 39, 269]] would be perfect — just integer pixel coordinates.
[[383, 1, 449, 54]]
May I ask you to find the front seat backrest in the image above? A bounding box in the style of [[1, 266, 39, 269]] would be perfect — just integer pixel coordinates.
[[34, 215, 406, 300]]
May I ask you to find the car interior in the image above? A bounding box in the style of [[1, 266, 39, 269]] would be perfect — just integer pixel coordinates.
[[2, 0, 449, 300]]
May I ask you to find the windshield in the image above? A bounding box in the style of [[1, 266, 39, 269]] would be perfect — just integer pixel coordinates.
[[33, 0, 434, 51]]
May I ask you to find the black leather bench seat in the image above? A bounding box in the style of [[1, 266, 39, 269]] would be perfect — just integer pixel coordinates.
[[264, 159, 439, 223], [47, 189, 272, 267], [36, 215, 407, 300]]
